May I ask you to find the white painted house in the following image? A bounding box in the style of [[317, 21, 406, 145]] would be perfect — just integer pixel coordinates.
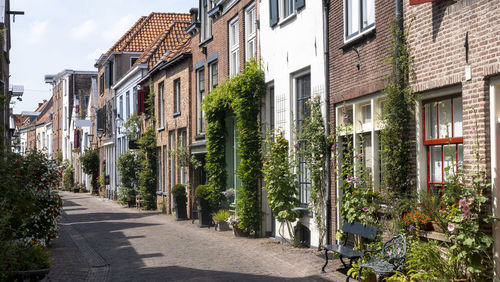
[[260, 0, 328, 248], [110, 64, 146, 197]]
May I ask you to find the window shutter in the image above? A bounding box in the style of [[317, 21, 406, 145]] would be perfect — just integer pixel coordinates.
[[410, 0, 438, 4], [137, 89, 145, 115], [269, 0, 279, 27], [74, 130, 79, 149], [295, 0, 305, 10], [105, 64, 110, 89]]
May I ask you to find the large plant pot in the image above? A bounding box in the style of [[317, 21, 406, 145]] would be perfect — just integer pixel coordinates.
[[197, 199, 212, 227], [232, 225, 249, 237], [216, 220, 230, 231], [174, 196, 188, 221], [11, 268, 50, 281]]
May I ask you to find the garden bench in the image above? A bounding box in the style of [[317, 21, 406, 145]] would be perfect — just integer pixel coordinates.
[[321, 222, 377, 274], [358, 234, 406, 282], [136, 194, 143, 210]]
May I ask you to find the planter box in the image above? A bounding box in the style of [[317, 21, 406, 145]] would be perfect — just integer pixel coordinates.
[[232, 225, 249, 237], [11, 268, 50, 281], [216, 221, 230, 231], [174, 196, 188, 221], [197, 199, 212, 227]]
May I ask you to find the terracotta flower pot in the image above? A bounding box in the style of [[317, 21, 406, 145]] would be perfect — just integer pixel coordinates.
[[232, 225, 249, 237]]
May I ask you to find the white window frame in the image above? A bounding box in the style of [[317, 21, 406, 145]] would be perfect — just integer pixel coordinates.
[[197, 68, 205, 134], [159, 82, 165, 129], [174, 79, 181, 115], [229, 17, 240, 76], [201, 0, 215, 42], [281, 0, 295, 19], [209, 61, 218, 91], [169, 131, 176, 187], [126, 91, 130, 119], [245, 4, 256, 61], [344, 0, 375, 42]]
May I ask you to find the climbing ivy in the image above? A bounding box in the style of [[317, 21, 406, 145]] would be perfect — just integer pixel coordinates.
[[137, 125, 157, 210], [380, 21, 416, 195], [80, 147, 99, 194], [203, 59, 266, 234]]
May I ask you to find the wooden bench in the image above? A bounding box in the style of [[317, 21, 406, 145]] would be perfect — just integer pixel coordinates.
[[321, 222, 377, 274], [358, 234, 406, 281]]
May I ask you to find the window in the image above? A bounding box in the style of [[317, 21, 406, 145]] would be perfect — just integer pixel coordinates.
[[296, 74, 311, 204], [133, 86, 138, 114], [345, 0, 375, 40], [159, 82, 165, 128], [423, 95, 463, 196], [105, 61, 114, 89], [282, 0, 295, 18], [126, 91, 130, 119], [197, 69, 205, 134], [99, 74, 104, 95], [169, 131, 176, 187], [229, 17, 240, 76], [179, 129, 188, 184], [64, 107, 67, 130], [245, 5, 256, 61], [200, 0, 215, 41], [163, 145, 167, 193], [157, 147, 162, 193], [119, 95, 123, 119], [209, 62, 218, 90], [173, 79, 181, 114], [130, 57, 138, 67]]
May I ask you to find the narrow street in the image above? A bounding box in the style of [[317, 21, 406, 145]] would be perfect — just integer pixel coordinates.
[[47, 192, 346, 282]]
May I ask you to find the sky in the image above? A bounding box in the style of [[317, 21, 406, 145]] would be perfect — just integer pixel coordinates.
[[9, 0, 196, 114]]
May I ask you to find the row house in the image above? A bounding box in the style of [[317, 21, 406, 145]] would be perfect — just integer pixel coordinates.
[[34, 97, 53, 157], [0, 0, 12, 148], [261, 0, 327, 247], [9, 113, 27, 153], [186, 0, 263, 232], [404, 0, 500, 275], [95, 12, 190, 199]]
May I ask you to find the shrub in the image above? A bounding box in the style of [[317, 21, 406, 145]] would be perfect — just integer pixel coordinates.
[[62, 160, 74, 191], [195, 184, 210, 200], [137, 126, 157, 210], [117, 151, 139, 204], [0, 242, 50, 280], [213, 210, 231, 222], [171, 184, 186, 198], [80, 147, 99, 194]]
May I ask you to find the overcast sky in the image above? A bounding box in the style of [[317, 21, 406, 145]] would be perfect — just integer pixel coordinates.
[[9, 0, 196, 114]]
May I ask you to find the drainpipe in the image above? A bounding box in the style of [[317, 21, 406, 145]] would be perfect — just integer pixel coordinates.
[[322, 0, 331, 244]]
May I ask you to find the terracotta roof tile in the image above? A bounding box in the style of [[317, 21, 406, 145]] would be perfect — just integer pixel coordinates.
[[106, 12, 191, 55], [132, 21, 191, 70]]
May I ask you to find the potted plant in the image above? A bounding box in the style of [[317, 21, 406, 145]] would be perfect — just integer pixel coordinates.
[[3, 242, 50, 281], [213, 210, 230, 231], [227, 214, 248, 237], [80, 184, 87, 193], [195, 185, 212, 227], [171, 184, 187, 220]]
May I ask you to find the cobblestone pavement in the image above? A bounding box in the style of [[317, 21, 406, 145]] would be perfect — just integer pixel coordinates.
[[48, 192, 347, 282]]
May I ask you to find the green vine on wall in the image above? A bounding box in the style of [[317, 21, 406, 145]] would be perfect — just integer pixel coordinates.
[[203, 59, 266, 234], [137, 125, 157, 210], [80, 147, 99, 194]]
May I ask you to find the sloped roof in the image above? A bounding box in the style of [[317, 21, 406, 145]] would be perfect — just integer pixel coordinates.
[[163, 35, 192, 63], [36, 97, 54, 125], [106, 12, 190, 55], [132, 21, 191, 70]]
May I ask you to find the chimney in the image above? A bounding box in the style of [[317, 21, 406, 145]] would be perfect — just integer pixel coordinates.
[[189, 8, 198, 23]]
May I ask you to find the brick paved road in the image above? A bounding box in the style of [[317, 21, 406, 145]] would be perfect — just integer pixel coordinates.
[[47, 192, 347, 282]]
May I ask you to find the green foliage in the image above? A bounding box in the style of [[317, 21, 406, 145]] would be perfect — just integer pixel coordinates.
[[195, 184, 210, 200], [298, 96, 328, 247], [124, 113, 142, 141], [213, 209, 231, 222], [117, 151, 139, 204], [171, 184, 186, 198], [137, 126, 157, 210], [55, 152, 63, 166], [0, 242, 50, 280], [380, 21, 416, 196], [80, 147, 99, 194], [263, 131, 300, 241], [169, 144, 190, 167], [146, 79, 156, 121], [62, 160, 75, 191], [203, 59, 266, 234]]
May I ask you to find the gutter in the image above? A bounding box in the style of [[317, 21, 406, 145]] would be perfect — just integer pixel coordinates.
[[322, 0, 332, 245]]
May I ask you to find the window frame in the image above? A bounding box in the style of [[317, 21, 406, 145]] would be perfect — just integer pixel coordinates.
[[169, 130, 177, 187], [344, 0, 376, 42], [197, 68, 206, 134], [158, 82, 165, 129], [209, 61, 218, 91], [173, 79, 181, 115], [422, 94, 463, 195], [126, 91, 130, 119], [245, 4, 256, 61], [229, 17, 240, 76], [282, 0, 295, 19], [200, 0, 215, 42], [295, 72, 312, 205]]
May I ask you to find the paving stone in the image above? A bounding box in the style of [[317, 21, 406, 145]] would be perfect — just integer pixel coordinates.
[[48, 192, 348, 282]]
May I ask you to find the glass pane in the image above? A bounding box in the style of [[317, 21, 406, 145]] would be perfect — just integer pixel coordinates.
[[425, 103, 432, 139], [457, 144, 464, 172], [347, 0, 359, 36], [453, 97, 463, 137], [443, 144, 456, 180], [361, 132, 372, 175], [362, 0, 375, 28], [439, 99, 452, 138], [430, 146, 442, 183], [362, 104, 371, 124]]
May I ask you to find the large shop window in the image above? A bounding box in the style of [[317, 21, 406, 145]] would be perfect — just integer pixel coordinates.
[[296, 73, 311, 205], [336, 97, 384, 191], [345, 0, 375, 41], [423, 95, 463, 196]]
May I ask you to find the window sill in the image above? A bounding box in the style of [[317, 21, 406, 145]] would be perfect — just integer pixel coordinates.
[[156, 191, 162, 195], [340, 27, 376, 50], [173, 112, 181, 118], [157, 127, 165, 132], [194, 134, 205, 140], [198, 36, 213, 47], [279, 12, 297, 26]]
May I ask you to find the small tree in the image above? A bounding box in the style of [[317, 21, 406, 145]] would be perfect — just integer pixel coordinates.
[[62, 160, 74, 191], [80, 147, 99, 195], [117, 151, 139, 204], [263, 132, 300, 242]]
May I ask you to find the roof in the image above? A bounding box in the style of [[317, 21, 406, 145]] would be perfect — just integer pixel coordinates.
[[133, 21, 191, 70], [97, 12, 191, 66], [163, 35, 192, 63]]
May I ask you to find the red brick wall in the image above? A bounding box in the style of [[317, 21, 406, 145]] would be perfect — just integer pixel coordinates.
[[405, 0, 500, 174], [328, 0, 395, 242]]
